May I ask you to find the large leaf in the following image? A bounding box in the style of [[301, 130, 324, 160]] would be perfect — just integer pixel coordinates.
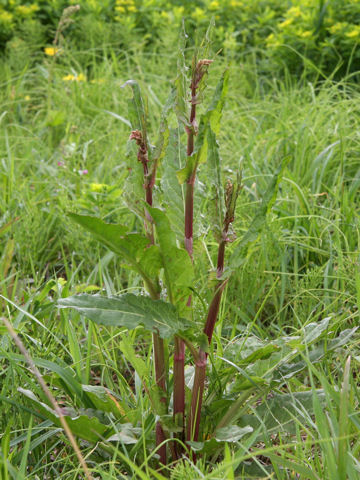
[[82, 385, 128, 418], [68, 213, 161, 296], [107, 424, 142, 444], [19, 388, 112, 443], [229, 158, 289, 270], [161, 128, 185, 238], [215, 425, 253, 442], [146, 206, 194, 307], [238, 390, 325, 436], [58, 293, 189, 339]]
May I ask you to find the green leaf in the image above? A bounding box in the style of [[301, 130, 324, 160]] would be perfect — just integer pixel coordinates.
[[58, 293, 189, 339], [122, 79, 147, 142], [146, 206, 194, 307], [19, 388, 112, 443], [152, 89, 176, 164], [161, 128, 185, 238], [68, 213, 161, 296], [238, 390, 326, 436], [215, 425, 253, 442], [81, 385, 127, 418], [230, 158, 289, 270], [107, 424, 142, 444]]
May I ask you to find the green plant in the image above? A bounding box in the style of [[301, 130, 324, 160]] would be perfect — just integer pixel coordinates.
[[43, 23, 299, 467]]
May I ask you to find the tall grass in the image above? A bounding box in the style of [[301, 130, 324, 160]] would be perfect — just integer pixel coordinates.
[[1, 38, 360, 478]]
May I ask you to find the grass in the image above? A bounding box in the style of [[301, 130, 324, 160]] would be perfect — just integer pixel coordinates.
[[1, 34, 360, 479]]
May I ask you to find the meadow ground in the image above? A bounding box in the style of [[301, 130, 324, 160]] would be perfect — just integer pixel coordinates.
[[0, 35, 360, 479]]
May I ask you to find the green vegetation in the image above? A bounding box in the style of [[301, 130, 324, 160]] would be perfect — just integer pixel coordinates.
[[1, 5, 360, 480]]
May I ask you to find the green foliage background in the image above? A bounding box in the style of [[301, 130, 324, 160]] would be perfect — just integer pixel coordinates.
[[2, 0, 360, 77]]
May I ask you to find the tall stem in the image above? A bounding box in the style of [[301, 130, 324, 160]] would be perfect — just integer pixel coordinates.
[[187, 180, 239, 444], [131, 129, 167, 464]]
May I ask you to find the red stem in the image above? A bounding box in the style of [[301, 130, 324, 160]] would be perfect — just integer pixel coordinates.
[[131, 129, 167, 464]]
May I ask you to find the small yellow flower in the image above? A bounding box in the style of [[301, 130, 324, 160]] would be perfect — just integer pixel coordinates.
[[346, 26, 360, 38], [115, 5, 125, 13], [127, 5, 137, 12], [0, 10, 14, 23], [63, 74, 75, 81], [160, 11, 169, 19], [76, 73, 86, 82], [209, 1, 220, 10], [230, 0, 243, 7], [329, 22, 347, 34], [279, 18, 293, 29], [44, 47, 60, 56], [287, 6, 301, 18], [89, 183, 109, 192], [62, 73, 86, 82], [192, 7, 205, 21], [24, 95, 31, 101], [300, 30, 312, 38]]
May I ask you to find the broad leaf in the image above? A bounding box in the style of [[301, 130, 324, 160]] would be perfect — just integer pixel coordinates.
[[146, 206, 194, 307], [161, 128, 185, 238], [82, 385, 128, 418], [68, 213, 161, 296], [107, 424, 142, 444], [215, 425, 253, 442], [238, 389, 325, 436], [19, 388, 112, 443], [58, 293, 189, 338]]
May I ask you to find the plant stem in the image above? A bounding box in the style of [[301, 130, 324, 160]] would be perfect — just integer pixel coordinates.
[[131, 129, 167, 464], [187, 181, 239, 443]]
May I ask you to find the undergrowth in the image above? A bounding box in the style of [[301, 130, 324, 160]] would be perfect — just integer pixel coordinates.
[[0, 22, 360, 480]]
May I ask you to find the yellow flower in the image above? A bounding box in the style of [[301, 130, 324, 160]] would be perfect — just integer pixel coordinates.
[[329, 22, 347, 34], [287, 6, 301, 18], [209, 1, 220, 10], [230, 0, 243, 7], [63, 73, 86, 82], [266, 33, 281, 48], [279, 18, 293, 29], [16, 4, 39, 16], [192, 7, 205, 21], [115, 5, 125, 13], [346, 26, 360, 38], [300, 30, 312, 38], [127, 5, 137, 12], [77, 73, 86, 82], [89, 183, 109, 192], [0, 10, 13, 23], [44, 47, 60, 56], [24, 95, 31, 101], [63, 74, 75, 81]]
